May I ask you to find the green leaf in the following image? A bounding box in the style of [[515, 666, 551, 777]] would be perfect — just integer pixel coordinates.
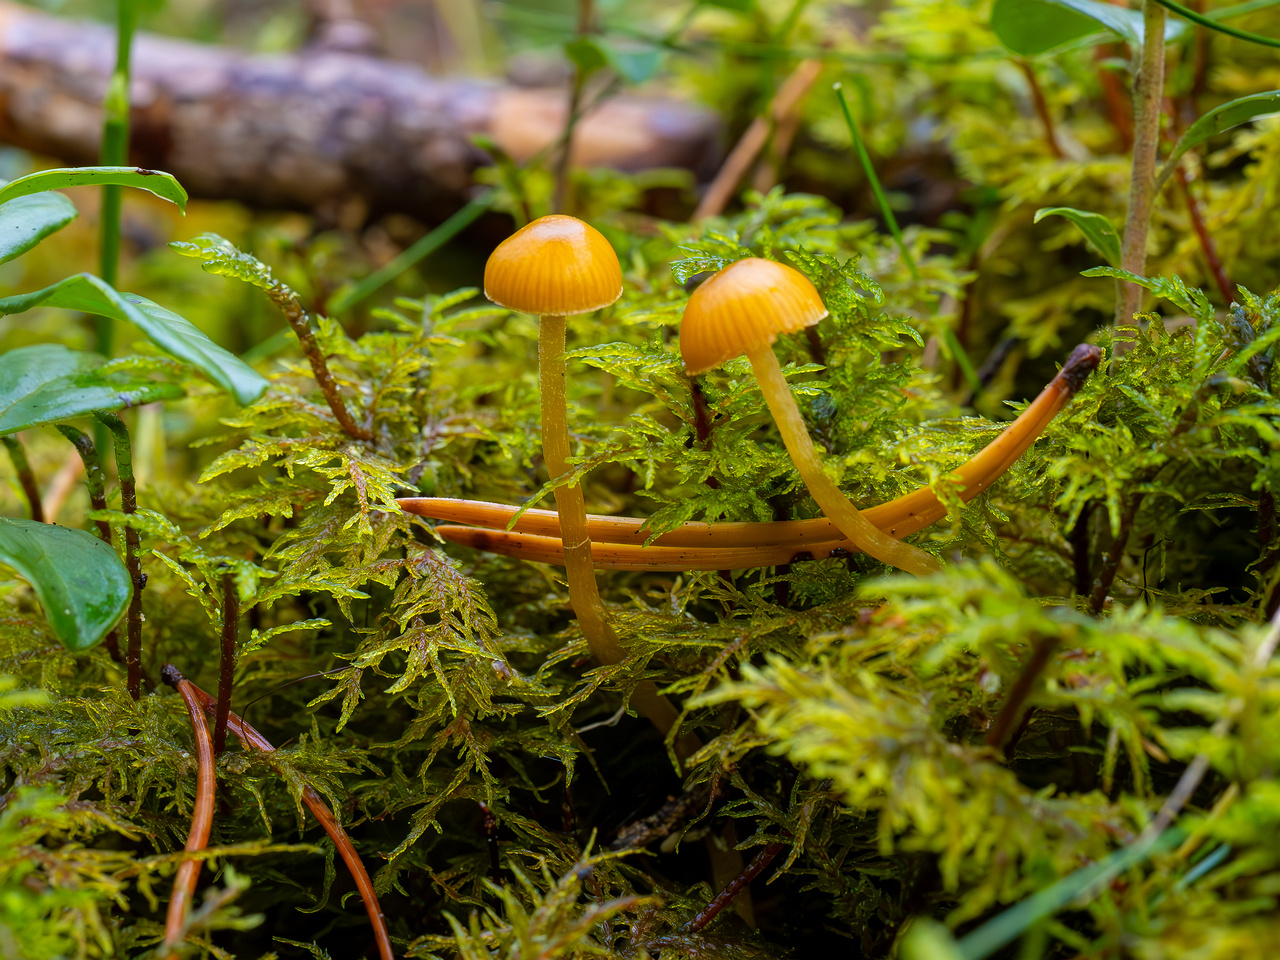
[[0, 517, 129, 650], [169, 234, 286, 293], [0, 344, 185, 435], [1164, 90, 1280, 169], [701, 0, 756, 10], [595, 38, 663, 84], [1034, 206, 1122, 267], [1151, 0, 1280, 49], [0, 274, 267, 405], [990, 0, 1183, 54], [0, 193, 77, 265], [0, 166, 188, 212], [564, 36, 609, 78]]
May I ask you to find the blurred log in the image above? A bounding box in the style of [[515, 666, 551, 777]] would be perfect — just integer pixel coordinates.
[[0, 2, 719, 220]]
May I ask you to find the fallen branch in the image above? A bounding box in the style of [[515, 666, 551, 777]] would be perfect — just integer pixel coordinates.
[[0, 1, 718, 220]]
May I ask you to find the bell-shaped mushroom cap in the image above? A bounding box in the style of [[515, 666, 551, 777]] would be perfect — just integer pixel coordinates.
[[680, 258, 829, 375], [484, 215, 623, 316]]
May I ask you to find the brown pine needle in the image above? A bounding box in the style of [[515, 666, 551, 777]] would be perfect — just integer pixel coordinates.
[[180, 678, 395, 960], [160, 665, 217, 959]]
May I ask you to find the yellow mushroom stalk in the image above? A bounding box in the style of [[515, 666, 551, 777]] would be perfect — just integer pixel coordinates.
[[483, 214, 625, 664], [681, 257, 943, 575], [400, 343, 1101, 569]]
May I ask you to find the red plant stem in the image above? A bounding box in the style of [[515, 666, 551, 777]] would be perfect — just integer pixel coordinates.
[[1176, 166, 1234, 303], [96, 413, 144, 700], [215, 573, 238, 757], [683, 842, 786, 934], [160, 665, 216, 958], [1016, 58, 1063, 159], [2, 435, 44, 522], [985, 635, 1061, 752], [182, 680, 395, 960]]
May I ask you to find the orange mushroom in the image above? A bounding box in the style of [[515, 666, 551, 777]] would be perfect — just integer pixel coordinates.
[[483, 214, 625, 663], [681, 257, 943, 576]]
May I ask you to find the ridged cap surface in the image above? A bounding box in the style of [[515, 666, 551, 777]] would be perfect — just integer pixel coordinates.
[[484, 215, 623, 316], [680, 258, 828, 375]]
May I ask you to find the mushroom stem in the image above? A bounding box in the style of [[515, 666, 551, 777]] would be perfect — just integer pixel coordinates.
[[744, 341, 944, 577], [539, 313, 623, 663]]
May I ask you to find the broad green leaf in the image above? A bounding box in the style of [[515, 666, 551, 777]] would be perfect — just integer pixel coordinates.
[[169, 234, 286, 293], [0, 166, 187, 212], [0, 516, 129, 650], [1034, 206, 1121, 267], [564, 36, 609, 78], [0, 274, 267, 405], [596, 38, 663, 84], [991, 0, 1183, 54], [1165, 90, 1280, 169], [0, 193, 77, 265], [0, 344, 184, 435]]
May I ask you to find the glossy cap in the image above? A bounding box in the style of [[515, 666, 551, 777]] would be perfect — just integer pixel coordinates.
[[680, 258, 828, 375], [484, 215, 623, 316]]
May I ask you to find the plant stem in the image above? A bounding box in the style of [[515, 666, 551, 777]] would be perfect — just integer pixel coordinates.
[[97, 0, 138, 356], [271, 288, 372, 441], [57, 425, 122, 663], [986, 635, 1061, 751], [746, 341, 943, 576], [56, 427, 112, 544], [1176, 166, 1234, 303], [159, 664, 215, 960], [2, 435, 44, 523], [215, 572, 238, 757], [182, 677, 395, 960], [328, 194, 491, 314], [1114, 1, 1166, 355], [552, 0, 594, 215], [683, 842, 786, 934], [538, 313, 620, 662], [1015, 59, 1063, 159], [96, 412, 144, 700]]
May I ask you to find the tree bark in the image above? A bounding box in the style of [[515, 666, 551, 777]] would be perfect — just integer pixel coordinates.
[[0, 2, 719, 221]]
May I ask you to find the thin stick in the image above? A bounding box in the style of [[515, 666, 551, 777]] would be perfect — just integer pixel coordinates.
[[552, 0, 594, 215], [215, 573, 238, 757], [56, 427, 111, 543], [160, 664, 216, 959], [271, 288, 372, 441], [1016, 59, 1063, 159], [40, 451, 85, 523], [182, 680, 396, 960], [1176, 166, 1234, 303], [2, 435, 44, 522], [96, 0, 138, 358], [986, 635, 1060, 751], [694, 59, 822, 221], [96, 413, 144, 700], [1114, 1, 1167, 355], [683, 842, 786, 934]]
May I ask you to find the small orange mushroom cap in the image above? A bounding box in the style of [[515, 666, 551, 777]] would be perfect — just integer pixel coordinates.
[[680, 257, 829, 375], [484, 214, 623, 316]]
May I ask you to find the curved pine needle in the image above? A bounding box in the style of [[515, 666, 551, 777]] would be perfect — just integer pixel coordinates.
[[161, 665, 217, 959], [402, 343, 1100, 569], [181, 680, 396, 960]]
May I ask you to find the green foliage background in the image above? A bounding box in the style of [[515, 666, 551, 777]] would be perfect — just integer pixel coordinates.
[[4, 0, 1280, 957]]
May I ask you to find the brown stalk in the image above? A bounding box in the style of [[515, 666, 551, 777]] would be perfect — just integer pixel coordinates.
[[2, 435, 44, 522], [271, 288, 372, 441], [985, 635, 1061, 753], [1175, 159, 1234, 305], [1015, 59, 1063, 159], [96, 413, 144, 700], [182, 679, 395, 960], [160, 665, 216, 959], [214, 573, 238, 757], [552, 0, 595, 215], [1114, 1, 1167, 355], [683, 842, 786, 934], [693, 58, 822, 221]]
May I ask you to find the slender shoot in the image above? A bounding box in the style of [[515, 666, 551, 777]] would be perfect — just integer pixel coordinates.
[[215, 572, 238, 757], [96, 412, 144, 700], [2, 435, 44, 523]]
